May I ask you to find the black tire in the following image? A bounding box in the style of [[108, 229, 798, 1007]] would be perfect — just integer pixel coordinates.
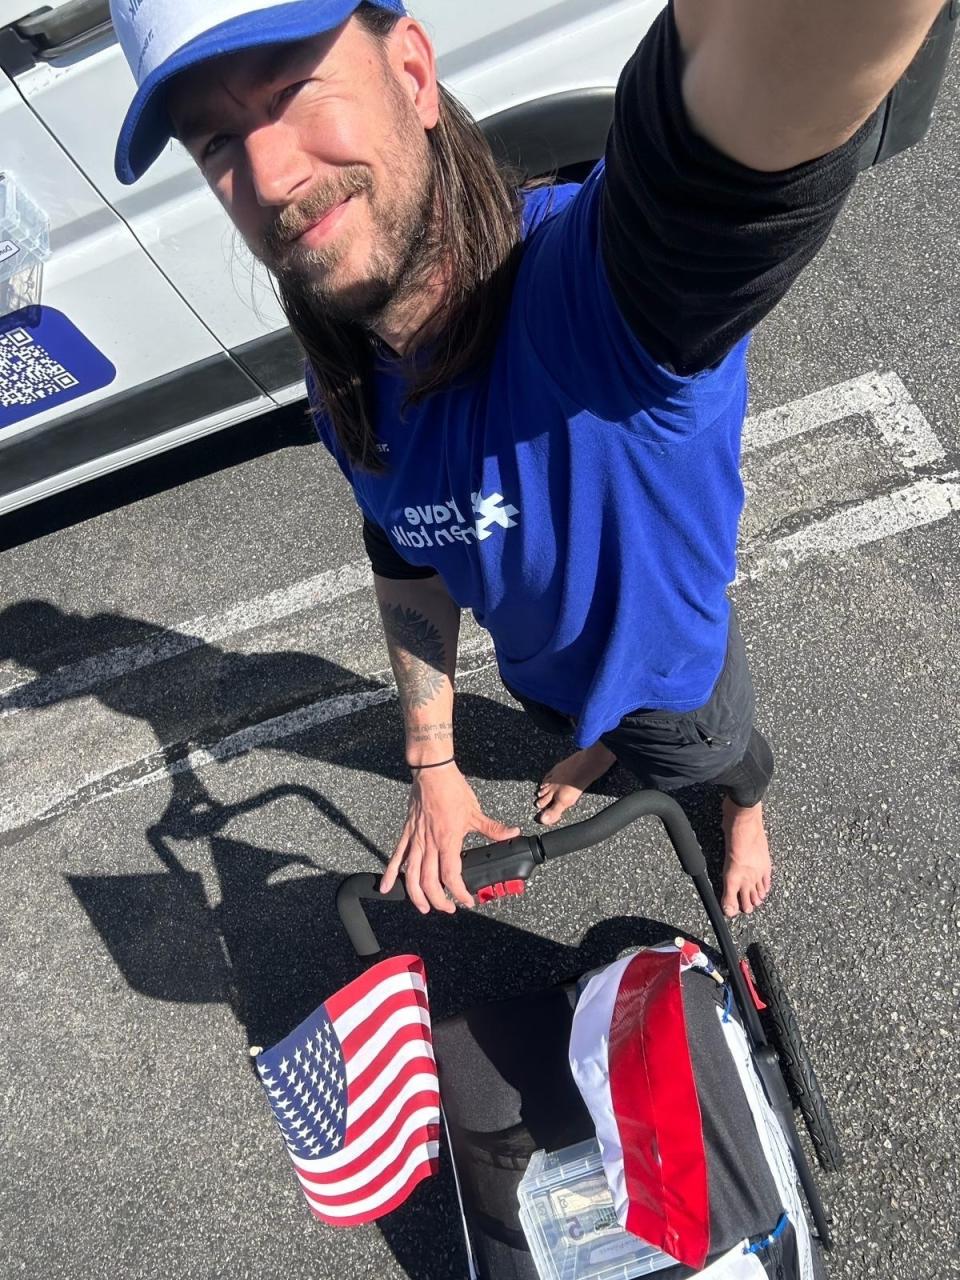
[[746, 941, 845, 1175]]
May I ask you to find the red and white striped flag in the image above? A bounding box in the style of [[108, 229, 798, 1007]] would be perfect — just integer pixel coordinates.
[[255, 954, 440, 1227], [568, 945, 711, 1270]]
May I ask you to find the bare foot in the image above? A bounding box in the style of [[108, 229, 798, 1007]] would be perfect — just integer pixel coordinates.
[[721, 797, 773, 917], [536, 743, 618, 825]]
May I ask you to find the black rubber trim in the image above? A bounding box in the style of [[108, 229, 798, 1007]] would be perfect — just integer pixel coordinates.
[[481, 88, 615, 177], [0, 351, 262, 500], [231, 327, 306, 394], [15, 0, 110, 51], [0, 25, 35, 75]]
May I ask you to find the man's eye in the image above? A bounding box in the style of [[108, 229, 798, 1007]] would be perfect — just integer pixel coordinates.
[[201, 134, 231, 162], [278, 80, 309, 106]]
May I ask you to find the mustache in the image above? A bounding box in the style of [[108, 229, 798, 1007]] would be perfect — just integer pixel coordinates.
[[261, 168, 374, 257]]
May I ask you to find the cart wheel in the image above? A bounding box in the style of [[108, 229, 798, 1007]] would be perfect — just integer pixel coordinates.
[[746, 942, 844, 1174]]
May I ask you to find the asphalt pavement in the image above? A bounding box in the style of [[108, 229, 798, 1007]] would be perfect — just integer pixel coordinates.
[[1, 50, 959, 1280]]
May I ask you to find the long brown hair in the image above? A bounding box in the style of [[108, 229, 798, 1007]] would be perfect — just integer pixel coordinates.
[[278, 3, 524, 472]]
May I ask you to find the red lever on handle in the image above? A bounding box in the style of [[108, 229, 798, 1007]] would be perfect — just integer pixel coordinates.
[[477, 880, 527, 905]]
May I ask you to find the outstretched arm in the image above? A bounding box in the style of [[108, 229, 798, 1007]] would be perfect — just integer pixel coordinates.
[[674, 0, 948, 170], [599, 1, 949, 378]]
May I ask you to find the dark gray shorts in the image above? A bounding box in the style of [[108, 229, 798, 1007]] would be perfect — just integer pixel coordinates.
[[504, 608, 773, 804]]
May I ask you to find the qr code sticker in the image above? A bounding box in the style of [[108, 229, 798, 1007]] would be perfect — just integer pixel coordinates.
[[0, 326, 80, 409]]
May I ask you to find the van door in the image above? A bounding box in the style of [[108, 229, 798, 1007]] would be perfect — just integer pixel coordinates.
[[0, 61, 273, 515]]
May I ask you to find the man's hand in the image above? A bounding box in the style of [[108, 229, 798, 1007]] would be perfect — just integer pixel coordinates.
[[380, 764, 521, 914]]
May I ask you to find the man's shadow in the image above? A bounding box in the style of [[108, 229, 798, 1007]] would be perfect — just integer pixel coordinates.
[[0, 597, 619, 798], [2, 597, 729, 1277]]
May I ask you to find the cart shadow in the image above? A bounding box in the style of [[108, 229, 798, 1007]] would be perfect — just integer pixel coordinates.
[[6, 598, 732, 1275]]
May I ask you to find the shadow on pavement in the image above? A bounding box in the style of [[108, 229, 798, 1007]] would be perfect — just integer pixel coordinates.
[[0, 598, 633, 822], [2, 597, 729, 1278], [69, 805, 688, 1279], [0, 402, 315, 553]]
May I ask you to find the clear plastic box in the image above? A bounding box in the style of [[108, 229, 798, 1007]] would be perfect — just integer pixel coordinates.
[[518, 1141, 677, 1280], [0, 173, 51, 285]]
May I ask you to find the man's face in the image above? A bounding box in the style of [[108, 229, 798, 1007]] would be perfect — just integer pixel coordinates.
[[168, 18, 438, 324]]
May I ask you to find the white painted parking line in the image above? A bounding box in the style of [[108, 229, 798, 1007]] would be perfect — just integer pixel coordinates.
[[742, 370, 945, 470], [0, 655, 497, 839], [0, 558, 373, 714], [744, 473, 960, 579], [2, 370, 957, 841]]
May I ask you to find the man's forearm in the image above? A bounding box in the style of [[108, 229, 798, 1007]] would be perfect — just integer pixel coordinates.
[[675, 0, 948, 170], [374, 574, 461, 766]]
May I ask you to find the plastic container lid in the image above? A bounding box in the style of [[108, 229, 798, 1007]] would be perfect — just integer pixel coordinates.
[[518, 1140, 678, 1280], [0, 173, 51, 285]]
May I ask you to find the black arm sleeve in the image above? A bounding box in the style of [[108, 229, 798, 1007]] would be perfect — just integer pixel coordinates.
[[602, 1, 881, 376], [362, 518, 438, 581]]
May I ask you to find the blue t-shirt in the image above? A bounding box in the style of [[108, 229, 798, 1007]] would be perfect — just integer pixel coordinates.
[[313, 165, 750, 748]]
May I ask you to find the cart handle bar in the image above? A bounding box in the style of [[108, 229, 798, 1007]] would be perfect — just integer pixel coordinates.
[[336, 790, 707, 959]]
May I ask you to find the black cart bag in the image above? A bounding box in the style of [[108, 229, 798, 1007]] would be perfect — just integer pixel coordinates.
[[436, 958, 824, 1280]]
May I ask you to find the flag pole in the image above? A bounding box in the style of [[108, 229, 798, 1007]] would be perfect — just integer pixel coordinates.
[[441, 1108, 479, 1280]]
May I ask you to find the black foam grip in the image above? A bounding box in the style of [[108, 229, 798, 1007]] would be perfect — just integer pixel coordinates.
[[336, 875, 405, 959], [538, 790, 707, 878]]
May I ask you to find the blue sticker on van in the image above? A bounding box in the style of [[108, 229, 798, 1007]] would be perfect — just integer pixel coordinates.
[[0, 306, 117, 430]]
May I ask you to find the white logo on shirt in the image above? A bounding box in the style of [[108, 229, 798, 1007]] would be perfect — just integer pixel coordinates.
[[390, 490, 520, 552], [473, 492, 520, 541]]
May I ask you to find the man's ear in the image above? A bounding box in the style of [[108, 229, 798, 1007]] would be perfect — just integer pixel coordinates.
[[391, 19, 440, 129]]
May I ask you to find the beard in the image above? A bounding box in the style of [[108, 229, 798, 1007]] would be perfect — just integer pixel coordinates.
[[258, 145, 437, 330]]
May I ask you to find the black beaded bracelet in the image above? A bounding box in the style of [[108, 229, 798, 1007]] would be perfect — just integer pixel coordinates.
[[409, 757, 456, 776]]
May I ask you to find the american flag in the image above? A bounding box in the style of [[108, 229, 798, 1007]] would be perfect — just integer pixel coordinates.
[[255, 954, 441, 1226]]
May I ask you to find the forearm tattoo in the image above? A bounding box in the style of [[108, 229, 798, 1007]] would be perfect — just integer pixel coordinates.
[[408, 721, 454, 745], [378, 603, 448, 710]]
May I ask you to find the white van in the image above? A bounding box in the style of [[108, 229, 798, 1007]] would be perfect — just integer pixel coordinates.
[[0, 0, 955, 516]]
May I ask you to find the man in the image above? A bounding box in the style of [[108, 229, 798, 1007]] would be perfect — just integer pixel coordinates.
[[112, 0, 945, 918]]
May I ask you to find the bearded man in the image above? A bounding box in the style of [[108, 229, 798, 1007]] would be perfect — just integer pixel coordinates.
[[112, 0, 947, 917]]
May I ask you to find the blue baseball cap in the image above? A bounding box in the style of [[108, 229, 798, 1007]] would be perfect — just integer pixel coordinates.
[[111, 0, 406, 185]]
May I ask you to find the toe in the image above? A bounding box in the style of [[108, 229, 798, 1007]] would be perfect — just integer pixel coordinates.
[[537, 787, 573, 825], [722, 885, 740, 918], [537, 801, 564, 826]]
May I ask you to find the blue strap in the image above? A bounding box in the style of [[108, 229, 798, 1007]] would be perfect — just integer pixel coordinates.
[[722, 983, 735, 1023], [745, 1213, 790, 1255]]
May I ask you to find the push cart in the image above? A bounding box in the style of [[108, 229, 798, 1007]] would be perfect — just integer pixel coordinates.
[[337, 790, 844, 1279]]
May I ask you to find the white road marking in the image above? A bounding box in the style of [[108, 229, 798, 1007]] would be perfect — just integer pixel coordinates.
[[0, 559, 373, 713], [0, 657, 496, 838], [742, 370, 945, 470], [1, 372, 943, 717], [1, 370, 957, 840], [744, 473, 960, 579]]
